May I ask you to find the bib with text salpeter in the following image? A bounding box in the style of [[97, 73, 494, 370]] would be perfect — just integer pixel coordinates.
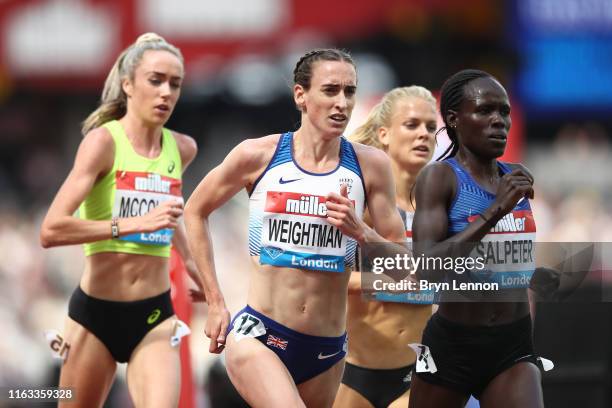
[[467, 210, 536, 288]]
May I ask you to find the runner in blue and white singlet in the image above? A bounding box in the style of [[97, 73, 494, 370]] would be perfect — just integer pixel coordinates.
[[185, 50, 406, 408], [409, 70, 548, 408], [445, 157, 536, 290], [249, 131, 365, 273]]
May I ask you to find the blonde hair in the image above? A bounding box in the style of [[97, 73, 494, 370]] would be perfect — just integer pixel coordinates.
[[81, 33, 184, 135], [349, 86, 436, 149]]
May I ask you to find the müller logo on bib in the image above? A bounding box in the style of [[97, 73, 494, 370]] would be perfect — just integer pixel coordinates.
[[264, 192, 355, 218], [468, 210, 536, 234], [117, 171, 181, 196], [135, 173, 171, 194]]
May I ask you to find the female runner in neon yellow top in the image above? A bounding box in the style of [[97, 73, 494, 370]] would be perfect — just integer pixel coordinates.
[[40, 33, 203, 408]]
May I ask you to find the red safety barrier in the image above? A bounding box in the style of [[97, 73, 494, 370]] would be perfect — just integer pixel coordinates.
[[170, 248, 195, 408]]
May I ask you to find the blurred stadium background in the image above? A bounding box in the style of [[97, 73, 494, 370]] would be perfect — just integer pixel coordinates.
[[0, 0, 611, 407]]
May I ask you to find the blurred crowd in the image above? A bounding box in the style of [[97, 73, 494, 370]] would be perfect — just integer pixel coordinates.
[[529, 122, 612, 243]]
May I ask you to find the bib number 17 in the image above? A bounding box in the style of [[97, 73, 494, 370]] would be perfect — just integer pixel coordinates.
[[232, 312, 266, 341], [236, 314, 260, 336]]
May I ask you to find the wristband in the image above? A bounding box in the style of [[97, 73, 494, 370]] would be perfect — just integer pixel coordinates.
[[111, 217, 120, 239], [479, 212, 492, 225], [479, 206, 501, 226]]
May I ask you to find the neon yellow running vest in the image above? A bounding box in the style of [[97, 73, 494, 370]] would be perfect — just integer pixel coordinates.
[[80, 120, 183, 258]]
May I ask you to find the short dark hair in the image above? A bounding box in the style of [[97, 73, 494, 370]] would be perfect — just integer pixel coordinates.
[[436, 69, 493, 160], [293, 49, 355, 90]]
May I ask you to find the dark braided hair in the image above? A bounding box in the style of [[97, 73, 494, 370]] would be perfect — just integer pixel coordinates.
[[293, 48, 355, 90], [436, 69, 493, 160]]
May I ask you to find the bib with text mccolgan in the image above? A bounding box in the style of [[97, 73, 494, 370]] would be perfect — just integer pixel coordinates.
[[113, 171, 182, 246]]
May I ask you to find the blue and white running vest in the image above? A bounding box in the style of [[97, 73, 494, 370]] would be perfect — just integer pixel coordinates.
[[373, 207, 435, 304], [248, 132, 366, 273], [446, 158, 536, 289]]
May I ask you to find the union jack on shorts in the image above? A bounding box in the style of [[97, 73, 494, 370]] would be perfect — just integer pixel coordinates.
[[266, 334, 288, 350]]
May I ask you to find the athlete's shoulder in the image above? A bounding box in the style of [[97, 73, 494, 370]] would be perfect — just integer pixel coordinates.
[[80, 126, 115, 158], [169, 130, 197, 153], [76, 126, 115, 173], [226, 133, 283, 170], [416, 161, 456, 194], [420, 160, 455, 177], [349, 141, 389, 169], [169, 130, 198, 168], [83, 125, 114, 146], [243, 133, 283, 151]]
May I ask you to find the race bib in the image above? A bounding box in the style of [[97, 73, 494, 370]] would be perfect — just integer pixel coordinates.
[[170, 319, 191, 347], [373, 291, 435, 304], [232, 312, 267, 342], [44, 330, 70, 361], [260, 191, 350, 272], [408, 343, 438, 373], [113, 171, 182, 245], [469, 210, 537, 289]]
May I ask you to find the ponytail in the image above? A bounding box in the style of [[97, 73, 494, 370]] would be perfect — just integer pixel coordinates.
[[81, 33, 183, 135]]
